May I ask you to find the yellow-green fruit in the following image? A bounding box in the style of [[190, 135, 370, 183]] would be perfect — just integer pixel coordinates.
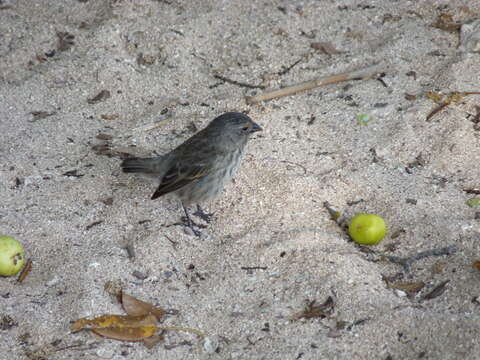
[[0, 235, 26, 276], [348, 213, 387, 245]]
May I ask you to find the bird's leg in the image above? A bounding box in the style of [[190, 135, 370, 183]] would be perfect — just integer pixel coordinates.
[[193, 204, 215, 223], [181, 203, 201, 236]]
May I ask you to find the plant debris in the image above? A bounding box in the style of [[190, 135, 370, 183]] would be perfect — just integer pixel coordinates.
[[85, 220, 103, 230], [383, 245, 457, 272], [16, 258, 33, 283], [431, 13, 462, 33], [422, 280, 450, 301], [246, 63, 385, 104], [101, 114, 119, 120], [310, 42, 343, 55], [0, 315, 17, 330], [62, 169, 84, 178], [56, 31, 75, 51], [100, 197, 114, 206], [323, 201, 342, 222], [466, 198, 480, 207], [463, 188, 480, 195], [71, 290, 201, 348], [71, 314, 160, 342], [213, 74, 264, 89], [120, 291, 165, 320], [292, 296, 335, 320], [277, 58, 303, 76], [87, 90, 111, 104], [426, 91, 480, 121], [30, 111, 56, 122], [385, 280, 425, 296], [473, 260, 480, 271], [95, 133, 113, 141]]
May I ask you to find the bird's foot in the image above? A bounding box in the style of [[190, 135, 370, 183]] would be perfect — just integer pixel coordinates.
[[179, 216, 207, 237], [193, 204, 215, 223]]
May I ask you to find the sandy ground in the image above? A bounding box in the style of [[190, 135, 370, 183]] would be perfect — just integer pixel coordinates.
[[1, 0, 480, 359]]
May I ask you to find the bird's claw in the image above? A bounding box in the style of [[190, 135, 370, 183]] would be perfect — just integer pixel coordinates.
[[193, 205, 215, 223]]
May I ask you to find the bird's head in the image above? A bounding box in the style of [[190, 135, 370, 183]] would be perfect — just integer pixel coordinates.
[[209, 112, 262, 138]]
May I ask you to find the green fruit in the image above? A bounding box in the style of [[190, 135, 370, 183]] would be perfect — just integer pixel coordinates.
[[0, 235, 26, 276], [348, 213, 387, 245], [466, 197, 480, 208]]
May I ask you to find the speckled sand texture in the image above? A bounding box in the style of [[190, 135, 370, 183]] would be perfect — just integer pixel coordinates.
[[1, 1, 480, 359]]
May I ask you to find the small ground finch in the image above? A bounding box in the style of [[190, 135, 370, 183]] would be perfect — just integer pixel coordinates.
[[121, 112, 262, 234]]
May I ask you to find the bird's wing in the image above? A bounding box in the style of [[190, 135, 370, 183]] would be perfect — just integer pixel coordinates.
[[150, 160, 211, 200], [150, 127, 224, 200]]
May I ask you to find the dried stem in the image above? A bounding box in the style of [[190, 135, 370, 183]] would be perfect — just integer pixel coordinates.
[[245, 63, 386, 104]]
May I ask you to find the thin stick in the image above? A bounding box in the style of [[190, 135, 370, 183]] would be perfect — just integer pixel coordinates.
[[245, 63, 386, 104]]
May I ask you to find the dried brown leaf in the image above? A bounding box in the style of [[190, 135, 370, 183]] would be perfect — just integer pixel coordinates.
[[100, 114, 119, 120], [292, 296, 334, 320], [473, 260, 480, 271], [431, 13, 462, 32], [143, 334, 164, 349], [87, 90, 111, 104], [57, 31, 75, 51], [121, 292, 165, 320]]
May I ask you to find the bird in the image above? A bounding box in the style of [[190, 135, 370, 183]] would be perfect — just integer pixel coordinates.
[[121, 112, 262, 235]]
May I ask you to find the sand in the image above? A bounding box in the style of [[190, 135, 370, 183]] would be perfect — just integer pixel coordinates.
[[1, 0, 480, 359]]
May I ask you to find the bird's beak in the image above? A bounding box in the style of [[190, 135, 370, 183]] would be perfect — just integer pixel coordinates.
[[250, 122, 262, 133]]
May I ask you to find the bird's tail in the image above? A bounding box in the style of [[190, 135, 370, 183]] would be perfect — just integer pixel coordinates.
[[121, 157, 162, 174]]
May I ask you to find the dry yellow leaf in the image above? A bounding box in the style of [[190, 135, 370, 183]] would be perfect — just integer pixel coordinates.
[[71, 314, 159, 342]]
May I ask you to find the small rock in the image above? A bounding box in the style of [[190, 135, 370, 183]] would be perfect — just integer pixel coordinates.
[[460, 19, 480, 53], [46, 275, 60, 287], [132, 270, 148, 280], [183, 226, 195, 236], [203, 336, 219, 354], [96, 348, 115, 359]]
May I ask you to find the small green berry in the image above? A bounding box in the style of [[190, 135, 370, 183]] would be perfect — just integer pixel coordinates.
[[348, 213, 387, 245], [0, 235, 26, 276]]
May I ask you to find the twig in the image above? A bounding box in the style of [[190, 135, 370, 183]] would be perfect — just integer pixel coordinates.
[[426, 91, 480, 121], [426, 102, 449, 121], [278, 58, 303, 76], [241, 266, 267, 271], [384, 245, 457, 272], [214, 74, 265, 89], [421, 280, 450, 301], [322, 201, 348, 229], [245, 63, 386, 104]]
